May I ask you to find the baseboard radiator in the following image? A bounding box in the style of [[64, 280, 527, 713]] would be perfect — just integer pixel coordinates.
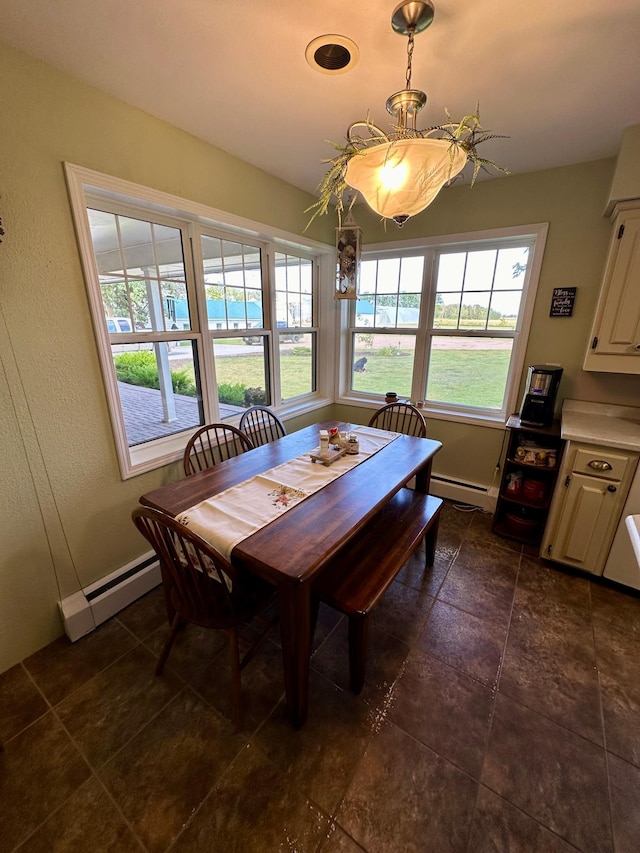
[[58, 551, 161, 642], [429, 474, 498, 513]]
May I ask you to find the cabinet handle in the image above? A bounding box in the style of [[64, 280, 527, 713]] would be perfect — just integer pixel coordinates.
[[635, 344, 640, 351], [588, 460, 612, 471], [607, 484, 617, 493]]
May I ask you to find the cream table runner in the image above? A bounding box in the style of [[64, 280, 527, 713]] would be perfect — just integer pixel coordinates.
[[177, 426, 398, 559]]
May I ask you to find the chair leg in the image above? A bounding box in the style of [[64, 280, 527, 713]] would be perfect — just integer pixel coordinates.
[[155, 613, 183, 676], [348, 615, 369, 694], [228, 629, 244, 731]]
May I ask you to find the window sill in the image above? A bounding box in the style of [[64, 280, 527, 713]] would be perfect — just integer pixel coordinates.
[[277, 394, 334, 420], [121, 394, 334, 479], [336, 394, 507, 430]]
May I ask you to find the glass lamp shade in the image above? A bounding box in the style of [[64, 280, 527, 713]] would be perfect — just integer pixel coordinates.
[[345, 137, 467, 223]]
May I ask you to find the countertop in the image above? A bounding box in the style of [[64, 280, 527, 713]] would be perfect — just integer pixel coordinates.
[[561, 400, 640, 452]]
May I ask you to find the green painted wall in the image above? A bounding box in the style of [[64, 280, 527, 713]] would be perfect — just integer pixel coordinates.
[[0, 43, 330, 670], [2, 39, 640, 670]]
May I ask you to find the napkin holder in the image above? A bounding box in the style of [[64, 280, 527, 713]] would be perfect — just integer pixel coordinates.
[[309, 446, 348, 466]]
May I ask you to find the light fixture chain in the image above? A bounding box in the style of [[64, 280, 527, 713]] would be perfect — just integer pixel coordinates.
[[405, 27, 415, 90]]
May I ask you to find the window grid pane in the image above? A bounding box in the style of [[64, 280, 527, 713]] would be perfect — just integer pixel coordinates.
[[275, 252, 313, 328], [425, 337, 514, 410], [279, 332, 315, 400], [426, 244, 530, 410], [213, 339, 271, 416], [356, 257, 423, 330], [434, 247, 527, 333], [113, 341, 204, 447], [201, 235, 264, 332], [89, 209, 189, 333], [351, 333, 416, 398]]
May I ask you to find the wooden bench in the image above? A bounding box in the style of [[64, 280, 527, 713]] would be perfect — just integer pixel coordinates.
[[313, 488, 443, 693]]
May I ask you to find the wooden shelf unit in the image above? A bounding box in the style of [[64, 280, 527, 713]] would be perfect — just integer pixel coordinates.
[[493, 415, 565, 548]]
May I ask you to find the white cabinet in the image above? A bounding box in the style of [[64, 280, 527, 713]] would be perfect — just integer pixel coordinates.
[[583, 202, 640, 374], [603, 465, 640, 590], [542, 442, 638, 575]]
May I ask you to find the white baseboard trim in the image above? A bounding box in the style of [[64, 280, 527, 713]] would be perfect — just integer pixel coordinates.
[[429, 474, 498, 513], [58, 552, 161, 642]]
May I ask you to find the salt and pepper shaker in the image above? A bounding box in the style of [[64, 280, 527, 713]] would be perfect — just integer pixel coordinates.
[[346, 433, 360, 454], [319, 429, 329, 457]]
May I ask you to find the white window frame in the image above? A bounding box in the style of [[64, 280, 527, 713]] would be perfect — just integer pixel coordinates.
[[269, 248, 319, 405], [65, 163, 332, 479], [339, 223, 548, 427]]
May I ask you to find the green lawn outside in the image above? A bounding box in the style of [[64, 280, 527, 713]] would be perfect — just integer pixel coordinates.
[[196, 343, 511, 408], [427, 350, 511, 407], [352, 348, 511, 408], [215, 351, 313, 400]]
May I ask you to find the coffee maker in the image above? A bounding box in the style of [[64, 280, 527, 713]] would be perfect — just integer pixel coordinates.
[[519, 365, 563, 427]]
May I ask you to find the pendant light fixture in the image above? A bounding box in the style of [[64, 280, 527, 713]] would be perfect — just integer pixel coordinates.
[[307, 0, 508, 228]]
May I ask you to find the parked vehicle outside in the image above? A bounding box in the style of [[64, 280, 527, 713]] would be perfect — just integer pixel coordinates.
[[106, 317, 133, 333], [243, 321, 302, 345]]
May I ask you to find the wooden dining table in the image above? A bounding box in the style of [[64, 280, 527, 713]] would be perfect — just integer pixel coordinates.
[[139, 421, 442, 727]]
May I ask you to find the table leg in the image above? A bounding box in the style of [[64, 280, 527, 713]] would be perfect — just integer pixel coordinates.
[[414, 458, 433, 494], [277, 580, 311, 728]]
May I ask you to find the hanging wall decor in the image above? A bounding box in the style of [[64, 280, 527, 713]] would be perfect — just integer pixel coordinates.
[[335, 216, 361, 300]]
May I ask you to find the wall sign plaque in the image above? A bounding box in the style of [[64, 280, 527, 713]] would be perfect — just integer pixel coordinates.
[[550, 287, 577, 317]]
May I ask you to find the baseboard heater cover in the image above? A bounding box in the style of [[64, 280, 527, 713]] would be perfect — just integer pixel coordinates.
[[429, 474, 498, 512], [58, 551, 161, 642]]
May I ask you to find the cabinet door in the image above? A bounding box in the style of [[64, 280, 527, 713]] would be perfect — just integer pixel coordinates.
[[595, 214, 640, 355], [549, 474, 621, 574], [584, 207, 640, 372]]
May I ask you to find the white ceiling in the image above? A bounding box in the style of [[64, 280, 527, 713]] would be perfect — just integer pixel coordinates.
[[2, 0, 640, 197]]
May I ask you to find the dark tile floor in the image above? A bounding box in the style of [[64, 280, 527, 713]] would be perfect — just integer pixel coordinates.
[[2, 502, 640, 852]]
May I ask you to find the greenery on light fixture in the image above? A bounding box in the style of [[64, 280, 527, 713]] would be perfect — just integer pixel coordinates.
[[306, 108, 509, 229], [305, 1, 511, 229]]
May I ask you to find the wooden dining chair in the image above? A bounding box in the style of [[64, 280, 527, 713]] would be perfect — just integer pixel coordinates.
[[132, 506, 278, 730], [183, 424, 254, 476], [368, 402, 427, 438], [239, 405, 287, 448]]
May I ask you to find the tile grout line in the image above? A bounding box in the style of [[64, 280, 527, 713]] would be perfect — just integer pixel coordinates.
[[590, 582, 618, 853], [463, 538, 523, 852]]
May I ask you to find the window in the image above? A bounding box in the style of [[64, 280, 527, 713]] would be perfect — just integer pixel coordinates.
[[87, 207, 205, 452], [200, 233, 271, 415], [347, 225, 547, 424], [274, 252, 316, 401], [65, 164, 323, 478]]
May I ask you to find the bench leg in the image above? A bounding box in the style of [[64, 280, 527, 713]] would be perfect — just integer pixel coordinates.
[[424, 513, 441, 568], [348, 614, 369, 694], [310, 595, 320, 646]]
